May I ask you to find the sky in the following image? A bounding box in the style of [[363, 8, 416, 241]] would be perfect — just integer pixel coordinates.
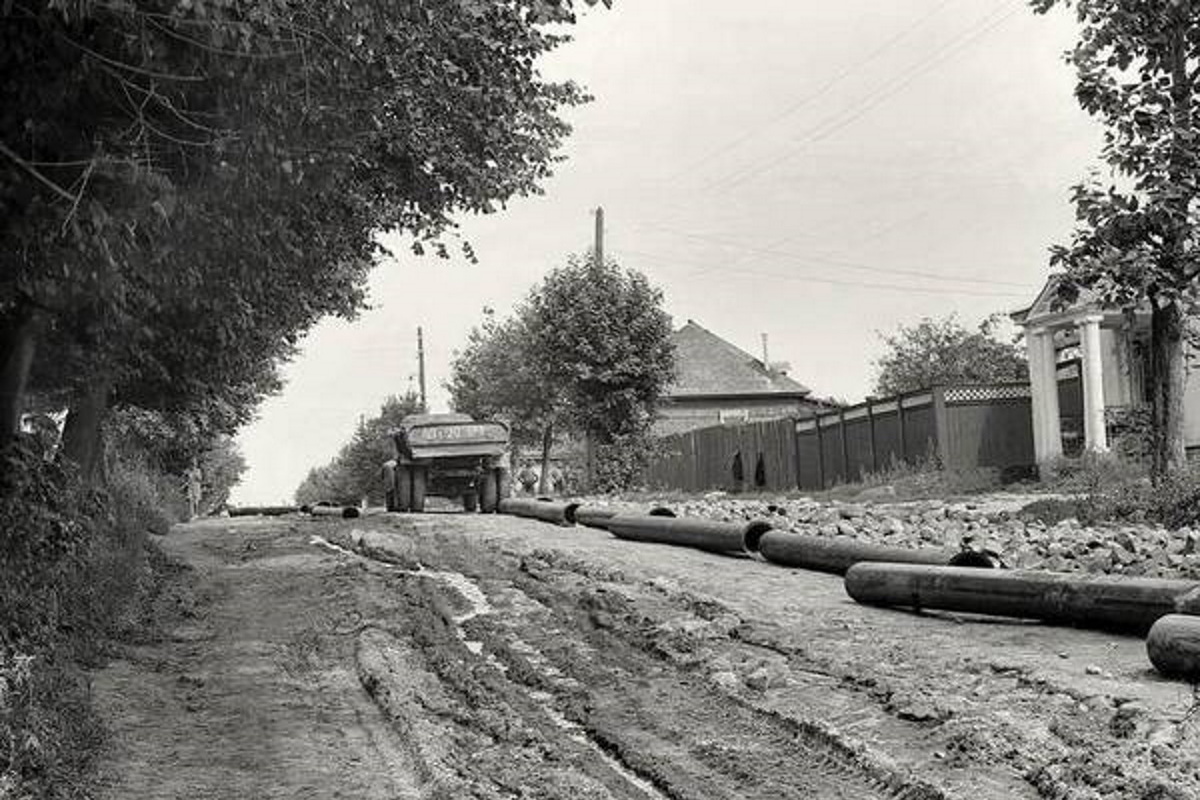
[[230, 0, 1099, 505]]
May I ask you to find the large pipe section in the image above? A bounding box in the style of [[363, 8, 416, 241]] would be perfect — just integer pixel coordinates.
[[758, 532, 960, 575], [1146, 614, 1200, 679], [605, 514, 773, 555], [573, 505, 618, 530], [228, 505, 297, 517], [845, 562, 1198, 633], [498, 498, 580, 526], [308, 504, 361, 519]]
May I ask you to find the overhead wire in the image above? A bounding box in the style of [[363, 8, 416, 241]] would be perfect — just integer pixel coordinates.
[[614, 247, 1029, 299], [634, 223, 1030, 288], [655, 0, 953, 187], [706, 1, 1024, 195]]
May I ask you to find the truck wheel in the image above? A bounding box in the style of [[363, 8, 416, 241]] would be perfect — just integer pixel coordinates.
[[396, 466, 412, 512], [496, 468, 512, 500], [410, 466, 427, 513], [479, 470, 499, 513], [462, 491, 478, 512]]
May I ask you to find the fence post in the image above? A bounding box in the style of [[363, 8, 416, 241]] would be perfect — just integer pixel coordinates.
[[933, 386, 951, 468], [791, 417, 802, 491], [867, 400, 878, 473], [815, 415, 826, 489], [839, 408, 850, 484]]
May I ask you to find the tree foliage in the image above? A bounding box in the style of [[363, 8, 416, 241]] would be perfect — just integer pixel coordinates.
[[449, 255, 675, 491], [446, 310, 560, 447], [1, 0, 599, 483], [294, 393, 423, 506], [873, 315, 1028, 396], [1032, 0, 1200, 475]]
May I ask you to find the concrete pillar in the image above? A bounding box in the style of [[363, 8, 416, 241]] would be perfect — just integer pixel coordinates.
[[1079, 314, 1108, 452], [1038, 327, 1063, 462], [1025, 327, 1047, 462]]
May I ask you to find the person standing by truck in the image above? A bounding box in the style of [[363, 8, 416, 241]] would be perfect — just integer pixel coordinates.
[[517, 460, 539, 495]]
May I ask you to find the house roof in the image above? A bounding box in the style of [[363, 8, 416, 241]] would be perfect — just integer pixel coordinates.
[[666, 321, 811, 398], [1010, 274, 1119, 327]]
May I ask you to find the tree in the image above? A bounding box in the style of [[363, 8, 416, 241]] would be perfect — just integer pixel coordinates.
[[1031, 0, 1200, 477], [450, 254, 676, 491], [294, 393, 423, 506], [448, 310, 565, 489], [873, 315, 1028, 396], [1, 0, 600, 480]]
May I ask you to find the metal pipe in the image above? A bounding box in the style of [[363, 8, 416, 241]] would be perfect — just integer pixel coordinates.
[[498, 498, 580, 526], [845, 563, 1198, 633], [605, 514, 774, 555], [759, 532, 959, 575], [308, 505, 361, 519], [228, 505, 297, 517], [573, 505, 618, 530], [1146, 614, 1200, 679]]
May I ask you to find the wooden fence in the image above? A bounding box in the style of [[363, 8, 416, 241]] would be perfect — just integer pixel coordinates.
[[644, 417, 798, 492], [644, 383, 1036, 493], [794, 383, 1034, 489]]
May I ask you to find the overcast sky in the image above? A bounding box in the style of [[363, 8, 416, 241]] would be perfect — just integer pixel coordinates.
[[230, 0, 1097, 505]]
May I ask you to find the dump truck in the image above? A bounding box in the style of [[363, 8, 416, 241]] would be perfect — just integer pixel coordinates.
[[382, 413, 512, 513]]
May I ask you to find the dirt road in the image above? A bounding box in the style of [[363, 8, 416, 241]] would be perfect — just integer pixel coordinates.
[[93, 512, 1200, 799]]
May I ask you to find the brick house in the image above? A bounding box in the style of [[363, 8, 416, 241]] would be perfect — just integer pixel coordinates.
[[653, 320, 833, 436]]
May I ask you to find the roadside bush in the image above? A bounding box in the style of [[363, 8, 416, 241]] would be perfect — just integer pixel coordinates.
[[0, 434, 178, 798], [1084, 465, 1200, 529], [1042, 451, 1146, 495], [594, 432, 659, 493]]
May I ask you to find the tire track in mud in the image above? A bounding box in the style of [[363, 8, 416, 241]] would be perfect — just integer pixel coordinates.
[[323, 528, 951, 800]]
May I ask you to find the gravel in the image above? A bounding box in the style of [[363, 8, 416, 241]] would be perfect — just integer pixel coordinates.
[[572, 491, 1200, 581]]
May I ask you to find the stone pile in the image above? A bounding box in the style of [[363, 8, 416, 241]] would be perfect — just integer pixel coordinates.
[[577, 493, 1200, 581]]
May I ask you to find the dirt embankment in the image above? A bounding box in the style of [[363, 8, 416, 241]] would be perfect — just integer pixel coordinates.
[[93, 512, 1200, 800]]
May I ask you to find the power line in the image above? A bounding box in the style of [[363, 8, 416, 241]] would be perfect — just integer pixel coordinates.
[[708, 2, 1023, 194], [656, 0, 952, 187], [616, 247, 1029, 299], [634, 223, 1031, 288]]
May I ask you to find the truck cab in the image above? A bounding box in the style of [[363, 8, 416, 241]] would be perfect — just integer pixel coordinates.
[[382, 413, 511, 513]]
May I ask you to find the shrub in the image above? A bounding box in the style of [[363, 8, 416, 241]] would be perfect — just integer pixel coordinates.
[[0, 433, 180, 798], [594, 432, 659, 493], [1042, 451, 1147, 495]]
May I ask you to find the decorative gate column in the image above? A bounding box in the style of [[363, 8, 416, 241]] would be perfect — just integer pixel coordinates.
[[1078, 314, 1108, 452]]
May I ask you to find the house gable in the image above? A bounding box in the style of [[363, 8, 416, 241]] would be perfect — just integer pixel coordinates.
[[667, 320, 810, 399]]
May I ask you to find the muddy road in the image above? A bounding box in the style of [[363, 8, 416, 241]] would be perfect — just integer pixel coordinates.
[[94, 513, 1200, 799]]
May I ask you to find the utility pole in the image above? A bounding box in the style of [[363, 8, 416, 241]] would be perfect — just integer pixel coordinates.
[[585, 206, 605, 490], [594, 206, 604, 265], [417, 326, 427, 412]]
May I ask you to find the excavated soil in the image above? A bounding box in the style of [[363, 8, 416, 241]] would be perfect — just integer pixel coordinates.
[[92, 512, 1200, 799]]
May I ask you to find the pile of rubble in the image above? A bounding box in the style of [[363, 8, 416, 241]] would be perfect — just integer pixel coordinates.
[[580, 493, 1200, 580]]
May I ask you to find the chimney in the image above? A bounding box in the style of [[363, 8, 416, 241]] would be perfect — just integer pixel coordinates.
[[761, 333, 770, 372]]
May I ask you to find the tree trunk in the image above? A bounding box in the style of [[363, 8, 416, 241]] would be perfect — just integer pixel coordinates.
[[0, 302, 41, 444], [537, 422, 553, 495], [61, 377, 112, 483], [1149, 297, 1187, 479]]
